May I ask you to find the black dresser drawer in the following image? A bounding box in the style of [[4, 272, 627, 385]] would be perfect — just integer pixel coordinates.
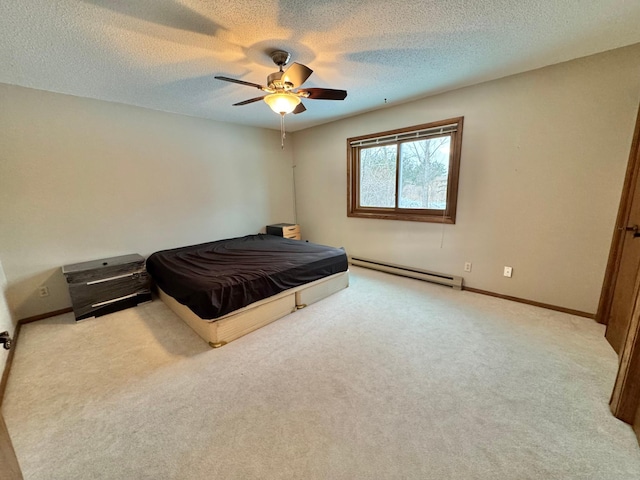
[[62, 254, 151, 321], [63, 254, 145, 284]]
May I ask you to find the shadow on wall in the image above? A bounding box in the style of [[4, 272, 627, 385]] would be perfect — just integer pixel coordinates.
[[0, 257, 17, 329], [6, 269, 72, 321], [1, 283, 17, 330], [0, 264, 17, 371]]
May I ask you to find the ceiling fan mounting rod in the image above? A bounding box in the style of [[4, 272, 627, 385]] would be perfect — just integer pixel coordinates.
[[270, 50, 291, 70]]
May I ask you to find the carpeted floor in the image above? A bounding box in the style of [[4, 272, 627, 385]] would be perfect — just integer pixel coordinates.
[[3, 266, 640, 479]]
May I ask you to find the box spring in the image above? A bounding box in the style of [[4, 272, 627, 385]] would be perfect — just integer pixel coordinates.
[[159, 270, 349, 348]]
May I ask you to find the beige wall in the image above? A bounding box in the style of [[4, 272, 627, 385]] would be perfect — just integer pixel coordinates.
[[292, 44, 640, 314], [0, 84, 295, 319], [1, 45, 638, 320], [0, 260, 14, 376]]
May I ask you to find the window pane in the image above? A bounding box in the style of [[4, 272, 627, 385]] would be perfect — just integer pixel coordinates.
[[360, 145, 397, 207], [398, 136, 450, 209]]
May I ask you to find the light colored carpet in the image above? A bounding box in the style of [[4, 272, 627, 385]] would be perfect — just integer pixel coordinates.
[[3, 266, 640, 479]]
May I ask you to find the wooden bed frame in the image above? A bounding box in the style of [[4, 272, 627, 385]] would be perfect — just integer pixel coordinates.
[[158, 270, 349, 348]]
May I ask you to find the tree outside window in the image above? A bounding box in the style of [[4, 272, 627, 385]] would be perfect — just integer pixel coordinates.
[[348, 117, 463, 223]]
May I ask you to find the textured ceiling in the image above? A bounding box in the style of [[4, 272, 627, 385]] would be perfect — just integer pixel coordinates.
[[2, 1, 639, 131]]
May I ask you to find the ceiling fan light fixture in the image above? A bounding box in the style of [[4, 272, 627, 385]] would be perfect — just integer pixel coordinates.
[[264, 93, 300, 115]]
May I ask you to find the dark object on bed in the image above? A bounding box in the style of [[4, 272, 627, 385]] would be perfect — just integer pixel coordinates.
[[146, 234, 348, 320]]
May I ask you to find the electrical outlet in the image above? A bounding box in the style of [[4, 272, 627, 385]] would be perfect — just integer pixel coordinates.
[[503, 266, 513, 278], [38, 286, 49, 297], [464, 262, 472, 272]]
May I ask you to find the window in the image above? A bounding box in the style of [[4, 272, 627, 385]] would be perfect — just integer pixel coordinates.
[[347, 117, 463, 223]]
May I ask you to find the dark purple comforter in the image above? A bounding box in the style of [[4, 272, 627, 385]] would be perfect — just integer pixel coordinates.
[[146, 234, 348, 320]]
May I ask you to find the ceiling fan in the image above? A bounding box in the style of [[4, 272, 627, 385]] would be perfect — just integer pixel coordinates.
[[214, 50, 347, 117]]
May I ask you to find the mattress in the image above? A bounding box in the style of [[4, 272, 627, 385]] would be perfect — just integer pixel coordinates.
[[146, 234, 348, 320]]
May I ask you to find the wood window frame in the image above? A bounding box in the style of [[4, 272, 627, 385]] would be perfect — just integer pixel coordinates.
[[347, 117, 464, 224]]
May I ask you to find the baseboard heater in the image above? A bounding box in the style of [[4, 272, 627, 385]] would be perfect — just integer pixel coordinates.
[[349, 256, 463, 290]]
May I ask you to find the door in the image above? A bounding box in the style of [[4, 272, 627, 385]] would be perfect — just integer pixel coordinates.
[[0, 412, 23, 480], [599, 105, 640, 354]]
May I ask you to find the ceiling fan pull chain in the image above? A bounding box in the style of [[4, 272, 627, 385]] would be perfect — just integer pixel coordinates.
[[280, 113, 286, 149]]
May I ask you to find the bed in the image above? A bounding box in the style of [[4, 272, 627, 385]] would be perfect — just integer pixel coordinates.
[[146, 234, 349, 347]]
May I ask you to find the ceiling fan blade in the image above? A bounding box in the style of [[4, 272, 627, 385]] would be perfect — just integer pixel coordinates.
[[214, 76, 265, 90], [282, 63, 313, 88], [300, 88, 348, 100], [233, 96, 266, 106], [292, 103, 307, 115]]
